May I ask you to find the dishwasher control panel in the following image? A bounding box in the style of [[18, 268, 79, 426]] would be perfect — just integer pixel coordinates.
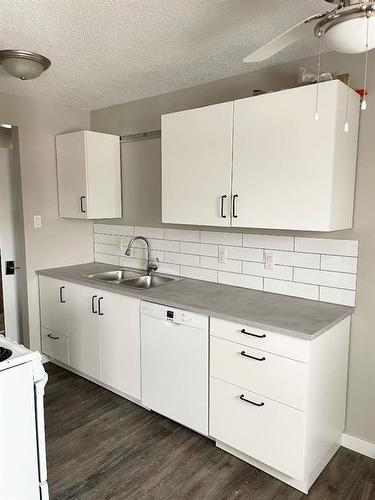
[[141, 301, 208, 330]]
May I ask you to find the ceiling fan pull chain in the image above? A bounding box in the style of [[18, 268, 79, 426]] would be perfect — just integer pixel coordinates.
[[315, 32, 323, 121], [361, 12, 371, 111]]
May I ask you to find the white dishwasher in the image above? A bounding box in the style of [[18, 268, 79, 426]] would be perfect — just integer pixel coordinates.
[[141, 301, 209, 436]]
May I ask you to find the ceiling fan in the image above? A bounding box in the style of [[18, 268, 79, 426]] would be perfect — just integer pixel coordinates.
[[244, 0, 375, 63]]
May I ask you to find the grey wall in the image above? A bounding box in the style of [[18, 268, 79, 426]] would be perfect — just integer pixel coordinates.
[[91, 51, 375, 446], [0, 92, 93, 350]]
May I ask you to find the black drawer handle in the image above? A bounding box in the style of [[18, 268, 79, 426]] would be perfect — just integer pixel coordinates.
[[240, 394, 264, 407], [80, 195, 86, 213], [240, 351, 265, 361], [241, 328, 266, 339], [59, 286, 66, 303], [98, 297, 104, 316], [220, 195, 227, 218], [47, 333, 60, 340], [91, 295, 98, 314]]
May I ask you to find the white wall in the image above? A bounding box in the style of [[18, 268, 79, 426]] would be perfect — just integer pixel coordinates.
[[91, 51, 375, 447], [0, 92, 93, 350]]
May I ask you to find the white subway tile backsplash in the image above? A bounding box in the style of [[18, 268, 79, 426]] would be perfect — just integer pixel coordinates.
[[180, 266, 218, 282], [243, 234, 294, 251], [201, 231, 242, 246], [321, 255, 358, 273], [243, 261, 293, 281], [164, 228, 200, 242], [165, 252, 199, 267], [156, 262, 180, 276], [274, 251, 320, 269], [218, 272, 263, 291], [320, 287, 356, 307], [200, 256, 241, 273], [135, 226, 165, 239], [180, 242, 218, 257], [295, 237, 358, 256], [264, 279, 319, 300], [95, 253, 119, 265], [294, 268, 357, 290], [225, 246, 263, 262], [93, 225, 358, 307]]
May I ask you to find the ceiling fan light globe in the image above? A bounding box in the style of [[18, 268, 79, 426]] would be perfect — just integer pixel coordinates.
[[325, 16, 375, 53], [1, 57, 45, 80]]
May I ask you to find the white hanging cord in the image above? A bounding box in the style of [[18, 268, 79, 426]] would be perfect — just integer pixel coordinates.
[[344, 75, 351, 133], [315, 32, 323, 121], [361, 12, 370, 111]]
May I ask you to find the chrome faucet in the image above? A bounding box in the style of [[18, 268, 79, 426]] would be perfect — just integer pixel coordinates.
[[124, 236, 158, 275]]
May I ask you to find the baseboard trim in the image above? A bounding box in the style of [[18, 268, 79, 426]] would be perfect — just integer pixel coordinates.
[[341, 433, 375, 459]]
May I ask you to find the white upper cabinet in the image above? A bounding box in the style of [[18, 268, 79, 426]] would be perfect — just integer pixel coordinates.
[[232, 80, 360, 231], [162, 102, 233, 226], [161, 81, 359, 231], [56, 130, 122, 219]]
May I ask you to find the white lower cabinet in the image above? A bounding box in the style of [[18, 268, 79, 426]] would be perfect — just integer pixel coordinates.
[[99, 290, 140, 399], [209, 316, 351, 494], [39, 278, 141, 400], [68, 283, 101, 380]]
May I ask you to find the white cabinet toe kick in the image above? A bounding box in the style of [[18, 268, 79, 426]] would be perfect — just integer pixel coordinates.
[[39, 275, 351, 494]]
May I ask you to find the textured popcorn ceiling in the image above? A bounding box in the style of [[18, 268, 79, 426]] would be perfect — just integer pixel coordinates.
[[0, 0, 329, 110]]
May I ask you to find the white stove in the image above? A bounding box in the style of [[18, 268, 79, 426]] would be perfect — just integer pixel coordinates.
[[0, 335, 49, 499]]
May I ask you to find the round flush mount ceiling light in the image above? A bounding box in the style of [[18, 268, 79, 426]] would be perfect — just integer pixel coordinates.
[[0, 50, 51, 80]]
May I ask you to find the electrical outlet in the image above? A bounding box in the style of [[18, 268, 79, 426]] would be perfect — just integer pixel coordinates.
[[264, 251, 275, 270], [218, 246, 227, 264], [33, 215, 42, 228], [118, 237, 128, 253]]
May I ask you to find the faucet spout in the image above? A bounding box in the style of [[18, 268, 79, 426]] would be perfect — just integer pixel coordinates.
[[124, 236, 158, 275]]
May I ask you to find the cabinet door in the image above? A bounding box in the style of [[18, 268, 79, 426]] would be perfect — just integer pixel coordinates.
[[162, 102, 233, 226], [39, 276, 68, 335], [85, 131, 121, 219], [56, 132, 88, 219], [99, 291, 141, 399], [232, 82, 338, 230], [68, 283, 100, 379]]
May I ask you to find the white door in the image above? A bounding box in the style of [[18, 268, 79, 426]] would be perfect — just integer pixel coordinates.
[[0, 147, 21, 342], [232, 83, 337, 230], [68, 283, 100, 379], [56, 132, 88, 219], [39, 276, 68, 335], [162, 102, 233, 226], [99, 291, 141, 399]]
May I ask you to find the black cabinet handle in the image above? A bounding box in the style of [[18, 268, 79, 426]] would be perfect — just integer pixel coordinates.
[[47, 333, 60, 340], [91, 295, 98, 314], [240, 328, 266, 339], [80, 195, 86, 213], [220, 195, 227, 218], [59, 286, 66, 304], [240, 394, 264, 407], [98, 297, 104, 316], [240, 351, 266, 361], [232, 194, 238, 218]]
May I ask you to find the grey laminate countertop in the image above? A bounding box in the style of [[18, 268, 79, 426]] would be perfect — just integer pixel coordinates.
[[37, 262, 353, 340]]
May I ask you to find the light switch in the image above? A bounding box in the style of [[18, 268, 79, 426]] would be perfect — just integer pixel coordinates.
[[33, 215, 42, 228], [218, 246, 227, 264], [264, 251, 275, 270]]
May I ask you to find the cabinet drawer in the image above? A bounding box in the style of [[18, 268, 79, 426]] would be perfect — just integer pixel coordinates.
[[210, 317, 308, 362], [210, 377, 305, 480], [41, 328, 69, 364], [210, 336, 307, 410]]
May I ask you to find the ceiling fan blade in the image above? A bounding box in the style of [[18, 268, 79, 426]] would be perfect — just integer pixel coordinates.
[[243, 13, 323, 63]]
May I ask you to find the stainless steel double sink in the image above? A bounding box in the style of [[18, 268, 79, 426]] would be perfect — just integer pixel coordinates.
[[85, 269, 182, 289]]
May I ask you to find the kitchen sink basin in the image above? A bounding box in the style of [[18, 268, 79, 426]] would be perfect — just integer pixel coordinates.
[[121, 274, 180, 289], [85, 268, 182, 289]]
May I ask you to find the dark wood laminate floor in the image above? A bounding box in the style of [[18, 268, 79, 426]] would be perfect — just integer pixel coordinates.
[[45, 363, 375, 500]]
